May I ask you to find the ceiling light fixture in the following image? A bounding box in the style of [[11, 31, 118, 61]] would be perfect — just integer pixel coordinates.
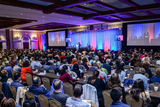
[[21, 13, 23, 15], [43, 20, 45, 21], [7, 16, 9, 17], [43, 16, 44, 18]]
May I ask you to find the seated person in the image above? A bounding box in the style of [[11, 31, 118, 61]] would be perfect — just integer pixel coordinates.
[[149, 68, 160, 83], [11, 72, 23, 90], [60, 65, 78, 83], [66, 84, 89, 107], [50, 80, 69, 106], [110, 87, 130, 107], [13, 61, 21, 72], [59, 59, 70, 73], [4, 61, 13, 78], [31, 57, 42, 70], [0, 69, 9, 83], [23, 98, 37, 107], [0, 96, 21, 107], [41, 61, 50, 73], [29, 76, 49, 95], [72, 64, 81, 78], [133, 68, 148, 89]]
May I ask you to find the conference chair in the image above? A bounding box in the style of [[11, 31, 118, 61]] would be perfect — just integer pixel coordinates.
[[126, 94, 143, 107], [68, 71, 77, 79], [25, 73, 33, 86], [38, 95, 49, 107], [42, 77, 51, 90], [149, 67, 156, 73], [49, 99, 62, 107], [79, 65, 86, 71], [133, 67, 140, 71], [25, 91, 36, 100], [144, 73, 149, 78], [102, 90, 112, 107], [124, 65, 130, 70], [63, 82, 73, 97], [84, 72, 93, 81], [9, 86, 17, 100], [48, 69, 55, 73], [29, 65, 32, 70], [40, 67, 45, 72], [34, 66, 40, 71], [11, 70, 15, 79], [0, 81, 2, 91]]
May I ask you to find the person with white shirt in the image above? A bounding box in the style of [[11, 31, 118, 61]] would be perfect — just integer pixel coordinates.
[[31, 57, 42, 70], [112, 66, 125, 83], [59, 59, 70, 73], [66, 84, 89, 107]]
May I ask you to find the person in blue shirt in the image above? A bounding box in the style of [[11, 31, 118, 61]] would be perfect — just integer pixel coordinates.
[[109, 87, 130, 107], [29, 76, 49, 96], [41, 61, 50, 73], [30, 57, 42, 70], [149, 68, 160, 83], [13, 61, 21, 72], [11, 72, 23, 90], [4, 61, 13, 78]]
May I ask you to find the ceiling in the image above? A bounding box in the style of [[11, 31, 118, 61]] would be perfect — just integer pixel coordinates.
[[0, 0, 160, 30]]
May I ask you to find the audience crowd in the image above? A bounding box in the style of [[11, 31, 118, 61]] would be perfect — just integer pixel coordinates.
[[0, 48, 159, 107]]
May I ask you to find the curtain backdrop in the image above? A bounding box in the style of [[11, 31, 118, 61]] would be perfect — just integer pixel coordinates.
[[68, 29, 122, 51]]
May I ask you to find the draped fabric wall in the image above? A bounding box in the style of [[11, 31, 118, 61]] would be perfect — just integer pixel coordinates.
[[68, 29, 122, 51], [38, 34, 46, 50]]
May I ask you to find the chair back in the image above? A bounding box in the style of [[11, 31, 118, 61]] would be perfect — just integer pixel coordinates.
[[79, 65, 86, 71], [25, 91, 36, 100], [126, 94, 143, 107], [0, 81, 2, 91], [38, 95, 49, 107], [126, 70, 135, 78], [9, 86, 17, 100], [48, 69, 55, 73], [63, 82, 73, 97], [40, 67, 46, 72], [133, 67, 140, 71], [49, 99, 62, 107], [81, 84, 99, 107], [34, 66, 40, 71], [25, 73, 33, 86], [68, 64, 73, 70], [42, 77, 51, 90], [102, 90, 112, 107], [124, 65, 130, 70], [84, 72, 93, 81], [68, 71, 77, 79], [149, 67, 156, 73], [144, 73, 149, 78], [29, 65, 32, 70], [11, 70, 15, 79], [89, 66, 97, 72]]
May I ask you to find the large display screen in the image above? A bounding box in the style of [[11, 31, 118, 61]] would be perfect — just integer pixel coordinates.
[[48, 30, 66, 46], [127, 22, 160, 46]]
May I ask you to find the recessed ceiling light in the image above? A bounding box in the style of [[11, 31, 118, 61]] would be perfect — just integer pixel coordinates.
[[43, 20, 45, 21], [28, 8, 30, 10], [52, 13, 54, 14], [71, 16, 73, 17], [21, 13, 23, 15], [7, 16, 9, 17], [43, 16, 45, 18], [74, 21, 76, 22], [61, 0, 66, 1], [60, 19, 62, 20], [27, 18, 29, 19]]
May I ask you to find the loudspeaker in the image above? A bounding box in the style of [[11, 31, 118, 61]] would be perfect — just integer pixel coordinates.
[[0, 42, 2, 49]]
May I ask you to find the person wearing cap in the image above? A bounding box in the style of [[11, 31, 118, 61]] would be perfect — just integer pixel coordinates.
[[109, 87, 130, 107]]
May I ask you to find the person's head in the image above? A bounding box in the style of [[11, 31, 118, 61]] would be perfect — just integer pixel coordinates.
[[115, 59, 120, 66], [60, 65, 68, 75], [5, 61, 9, 67], [23, 98, 37, 107], [72, 58, 77, 62], [131, 79, 145, 101], [73, 64, 79, 70], [110, 87, 122, 101], [34, 57, 38, 61], [1, 98, 16, 107], [73, 84, 83, 98], [0, 91, 5, 104], [156, 68, 160, 77], [41, 61, 45, 65], [14, 72, 21, 81], [63, 59, 67, 64], [106, 59, 111, 64], [82, 58, 87, 64], [139, 68, 146, 75], [33, 76, 41, 86], [108, 73, 120, 89], [23, 61, 29, 67], [1, 69, 8, 77], [142, 62, 150, 69], [91, 70, 99, 84], [53, 80, 62, 91]]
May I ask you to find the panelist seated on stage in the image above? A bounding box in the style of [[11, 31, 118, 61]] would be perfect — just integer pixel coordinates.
[[86, 43, 90, 48]]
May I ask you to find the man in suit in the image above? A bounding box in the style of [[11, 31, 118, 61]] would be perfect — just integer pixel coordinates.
[[50, 80, 69, 106], [110, 87, 130, 107]]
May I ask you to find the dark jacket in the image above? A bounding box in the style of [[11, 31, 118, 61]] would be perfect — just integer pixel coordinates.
[[2, 82, 12, 98], [50, 91, 69, 106], [103, 63, 111, 74], [29, 84, 49, 95], [11, 80, 23, 90], [145, 69, 152, 78], [87, 77, 105, 99]]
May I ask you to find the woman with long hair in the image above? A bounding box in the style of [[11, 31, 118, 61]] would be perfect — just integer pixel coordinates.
[[107, 73, 126, 103], [131, 79, 151, 107], [60, 65, 78, 83], [87, 70, 105, 99]]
